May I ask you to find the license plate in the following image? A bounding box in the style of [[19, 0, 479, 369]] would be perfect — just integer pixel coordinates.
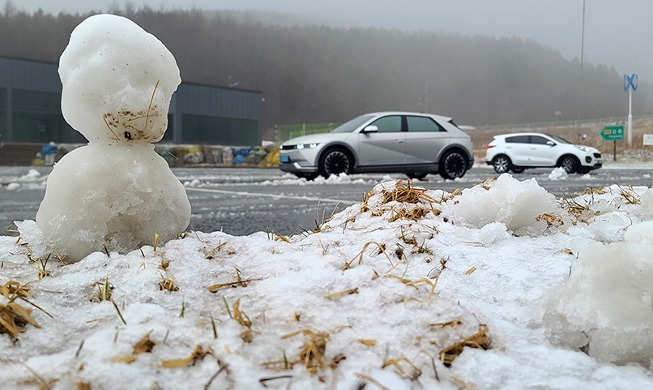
[[280, 155, 290, 163]]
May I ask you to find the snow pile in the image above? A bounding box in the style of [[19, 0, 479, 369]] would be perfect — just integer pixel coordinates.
[[640, 188, 653, 217], [3, 169, 47, 190], [448, 174, 558, 235], [541, 190, 653, 368], [27, 14, 190, 262], [3, 177, 653, 388], [548, 166, 568, 180]]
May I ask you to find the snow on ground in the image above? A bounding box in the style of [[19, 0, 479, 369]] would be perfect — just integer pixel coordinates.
[[2, 174, 653, 389]]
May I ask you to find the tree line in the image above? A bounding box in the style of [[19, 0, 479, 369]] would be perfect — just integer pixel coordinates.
[[2, 1, 649, 129]]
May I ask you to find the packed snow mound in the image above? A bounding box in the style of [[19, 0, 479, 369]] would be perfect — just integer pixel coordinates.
[[59, 14, 180, 144], [5, 178, 653, 388], [448, 174, 558, 235], [541, 220, 653, 367], [31, 144, 191, 262]]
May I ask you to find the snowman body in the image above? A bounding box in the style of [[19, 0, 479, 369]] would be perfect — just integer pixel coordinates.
[[34, 14, 191, 262]]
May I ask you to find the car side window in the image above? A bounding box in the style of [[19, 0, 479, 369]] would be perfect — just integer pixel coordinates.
[[406, 116, 444, 132], [529, 136, 551, 145], [370, 116, 402, 133], [505, 135, 529, 143]]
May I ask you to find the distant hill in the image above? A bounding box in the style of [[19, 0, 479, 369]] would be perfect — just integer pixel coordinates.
[[1, 5, 649, 129]]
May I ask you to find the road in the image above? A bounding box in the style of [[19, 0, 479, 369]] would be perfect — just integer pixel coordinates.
[[2, 165, 652, 236]]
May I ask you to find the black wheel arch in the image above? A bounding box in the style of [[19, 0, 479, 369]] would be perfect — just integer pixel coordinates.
[[438, 145, 472, 167]]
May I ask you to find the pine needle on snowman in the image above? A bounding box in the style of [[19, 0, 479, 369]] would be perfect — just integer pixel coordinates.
[[19, 14, 191, 262]]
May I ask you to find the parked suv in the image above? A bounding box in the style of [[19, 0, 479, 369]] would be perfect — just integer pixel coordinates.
[[485, 132, 602, 174], [279, 111, 475, 180]]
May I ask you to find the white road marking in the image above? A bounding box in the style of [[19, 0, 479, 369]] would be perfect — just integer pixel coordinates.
[[185, 187, 357, 205]]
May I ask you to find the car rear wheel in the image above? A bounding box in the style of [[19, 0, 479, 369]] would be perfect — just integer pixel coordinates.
[[560, 155, 580, 174], [492, 155, 512, 174], [319, 148, 351, 177], [439, 151, 467, 180], [406, 172, 428, 180]]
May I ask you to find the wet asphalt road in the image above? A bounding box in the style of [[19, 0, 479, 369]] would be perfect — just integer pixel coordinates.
[[1, 165, 653, 236]]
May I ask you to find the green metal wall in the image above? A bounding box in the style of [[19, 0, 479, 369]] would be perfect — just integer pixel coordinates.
[[0, 56, 263, 146]]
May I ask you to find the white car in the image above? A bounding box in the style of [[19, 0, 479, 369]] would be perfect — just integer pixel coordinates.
[[485, 132, 602, 174]]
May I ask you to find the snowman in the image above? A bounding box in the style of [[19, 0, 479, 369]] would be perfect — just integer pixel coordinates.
[[31, 14, 191, 262]]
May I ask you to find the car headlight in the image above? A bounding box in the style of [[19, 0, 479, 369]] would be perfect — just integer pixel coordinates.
[[576, 146, 591, 153], [283, 143, 319, 150]]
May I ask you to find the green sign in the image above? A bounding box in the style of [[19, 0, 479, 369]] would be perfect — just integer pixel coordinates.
[[600, 125, 624, 141]]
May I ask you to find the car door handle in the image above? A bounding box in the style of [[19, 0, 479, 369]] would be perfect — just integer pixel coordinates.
[[396, 140, 404, 143]]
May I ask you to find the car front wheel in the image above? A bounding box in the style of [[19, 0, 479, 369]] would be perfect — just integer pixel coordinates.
[[560, 155, 580, 174], [319, 148, 351, 177], [492, 155, 512, 174], [439, 151, 467, 180]]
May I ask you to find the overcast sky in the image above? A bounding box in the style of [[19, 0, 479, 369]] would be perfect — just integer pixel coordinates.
[[16, 0, 653, 80]]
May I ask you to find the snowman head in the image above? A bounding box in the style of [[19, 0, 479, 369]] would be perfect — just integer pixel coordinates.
[[59, 14, 181, 144]]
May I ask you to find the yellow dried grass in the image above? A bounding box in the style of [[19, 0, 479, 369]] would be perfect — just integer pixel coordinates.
[[381, 180, 438, 205], [536, 213, 565, 227], [281, 329, 330, 375], [0, 301, 40, 339], [439, 324, 491, 367], [344, 241, 394, 271], [162, 344, 213, 368]]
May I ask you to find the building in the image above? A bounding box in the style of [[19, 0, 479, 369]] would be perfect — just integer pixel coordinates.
[[0, 56, 263, 146]]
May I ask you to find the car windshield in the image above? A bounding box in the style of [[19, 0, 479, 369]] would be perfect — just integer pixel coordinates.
[[549, 134, 571, 144], [330, 115, 374, 133]]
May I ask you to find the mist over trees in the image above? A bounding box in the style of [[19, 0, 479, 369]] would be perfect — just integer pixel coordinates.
[[1, 2, 649, 129]]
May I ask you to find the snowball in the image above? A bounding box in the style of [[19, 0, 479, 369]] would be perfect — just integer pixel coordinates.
[[541, 220, 653, 367], [59, 14, 180, 144], [450, 174, 558, 234], [33, 143, 190, 262]]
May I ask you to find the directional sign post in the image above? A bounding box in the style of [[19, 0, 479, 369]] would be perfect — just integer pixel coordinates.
[[624, 74, 638, 146], [600, 125, 624, 161], [600, 125, 625, 141]]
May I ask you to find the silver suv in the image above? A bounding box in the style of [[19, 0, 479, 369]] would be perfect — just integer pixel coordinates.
[[279, 111, 474, 180], [486, 132, 602, 174]]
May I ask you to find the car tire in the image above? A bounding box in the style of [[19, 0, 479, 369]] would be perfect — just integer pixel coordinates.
[[492, 155, 512, 174], [406, 172, 428, 180], [511, 166, 525, 174], [319, 148, 352, 177], [439, 150, 467, 180], [294, 173, 318, 181], [560, 155, 580, 174]]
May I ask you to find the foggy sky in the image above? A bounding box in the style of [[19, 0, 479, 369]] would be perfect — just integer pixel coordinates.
[[16, 0, 653, 81]]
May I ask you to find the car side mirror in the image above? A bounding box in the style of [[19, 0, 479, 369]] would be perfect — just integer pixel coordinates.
[[546, 141, 555, 146], [362, 125, 379, 133]]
